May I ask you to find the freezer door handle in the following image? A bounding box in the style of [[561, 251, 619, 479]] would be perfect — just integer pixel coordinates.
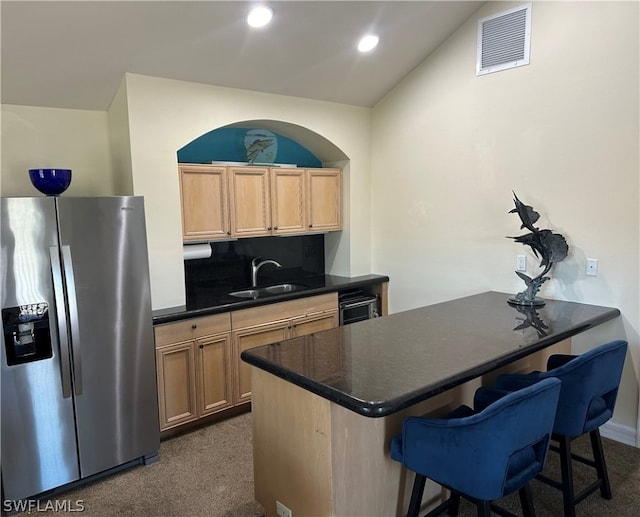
[[61, 245, 83, 396], [50, 246, 73, 398]]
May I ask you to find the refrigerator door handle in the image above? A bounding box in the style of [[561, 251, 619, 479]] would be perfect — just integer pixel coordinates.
[[50, 246, 73, 398], [61, 245, 83, 396]]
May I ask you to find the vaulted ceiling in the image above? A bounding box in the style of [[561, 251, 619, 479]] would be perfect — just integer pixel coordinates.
[[1, 1, 484, 111]]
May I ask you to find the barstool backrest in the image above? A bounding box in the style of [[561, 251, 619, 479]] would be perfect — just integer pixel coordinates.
[[541, 340, 626, 436]]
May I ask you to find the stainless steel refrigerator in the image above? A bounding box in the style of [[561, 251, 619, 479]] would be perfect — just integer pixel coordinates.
[[1, 196, 160, 502]]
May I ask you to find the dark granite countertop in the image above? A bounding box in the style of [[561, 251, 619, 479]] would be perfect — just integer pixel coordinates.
[[152, 273, 389, 324], [241, 291, 621, 417]]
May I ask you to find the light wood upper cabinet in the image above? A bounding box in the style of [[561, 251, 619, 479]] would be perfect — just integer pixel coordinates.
[[271, 168, 306, 235], [272, 167, 343, 234], [178, 164, 342, 241], [178, 165, 230, 241], [228, 166, 271, 237], [307, 168, 342, 232]]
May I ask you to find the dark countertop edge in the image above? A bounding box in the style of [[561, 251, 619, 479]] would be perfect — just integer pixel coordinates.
[[152, 274, 389, 325], [240, 304, 621, 418]]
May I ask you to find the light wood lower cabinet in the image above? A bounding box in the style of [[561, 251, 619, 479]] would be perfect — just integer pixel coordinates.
[[231, 309, 339, 404], [233, 320, 291, 405], [196, 332, 233, 417], [155, 341, 198, 429], [154, 293, 339, 432], [231, 293, 339, 405], [290, 309, 339, 337], [155, 313, 232, 431]]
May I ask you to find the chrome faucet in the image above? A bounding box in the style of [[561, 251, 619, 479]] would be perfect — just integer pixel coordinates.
[[251, 257, 282, 287]]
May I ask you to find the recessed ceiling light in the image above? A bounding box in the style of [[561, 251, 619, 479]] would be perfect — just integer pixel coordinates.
[[247, 6, 273, 28], [357, 34, 379, 53]]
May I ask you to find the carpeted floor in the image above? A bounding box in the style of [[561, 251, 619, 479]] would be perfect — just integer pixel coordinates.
[[15, 412, 263, 517], [15, 411, 640, 516]]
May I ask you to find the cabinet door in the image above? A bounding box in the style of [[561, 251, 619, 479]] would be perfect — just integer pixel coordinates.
[[156, 342, 198, 431], [178, 165, 230, 241], [196, 333, 233, 417], [232, 320, 290, 404], [306, 168, 342, 232], [228, 166, 271, 237], [290, 309, 339, 338], [271, 168, 306, 235]]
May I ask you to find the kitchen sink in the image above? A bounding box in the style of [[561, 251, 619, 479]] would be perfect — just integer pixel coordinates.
[[263, 283, 305, 294], [228, 283, 306, 299]]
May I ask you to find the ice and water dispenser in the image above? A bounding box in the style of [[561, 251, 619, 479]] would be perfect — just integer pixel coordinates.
[[2, 302, 53, 365]]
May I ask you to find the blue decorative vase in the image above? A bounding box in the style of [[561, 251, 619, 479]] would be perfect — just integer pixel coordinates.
[[28, 169, 72, 196]]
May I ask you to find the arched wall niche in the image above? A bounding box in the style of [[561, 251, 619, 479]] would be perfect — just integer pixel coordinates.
[[177, 119, 350, 166], [227, 120, 349, 164], [175, 117, 351, 290], [220, 120, 351, 281]]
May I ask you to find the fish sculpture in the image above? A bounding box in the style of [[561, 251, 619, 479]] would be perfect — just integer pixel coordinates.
[[246, 138, 275, 164], [507, 192, 568, 306]]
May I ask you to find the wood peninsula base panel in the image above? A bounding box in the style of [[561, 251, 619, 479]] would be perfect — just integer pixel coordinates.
[[250, 339, 571, 517]]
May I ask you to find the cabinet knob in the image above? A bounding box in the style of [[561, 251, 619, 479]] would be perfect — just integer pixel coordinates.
[[227, 231, 231, 235], [309, 224, 313, 228], [268, 227, 272, 230], [274, 227, 278, 230], [199, 344, 204, 349], [192, 324, 197, 329]]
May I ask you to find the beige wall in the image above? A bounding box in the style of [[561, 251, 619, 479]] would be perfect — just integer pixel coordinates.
[[371, 1, 639, 437], [108, 80, 134, 196], [1, 105, 114, 196], [120, 73, 372, 310]]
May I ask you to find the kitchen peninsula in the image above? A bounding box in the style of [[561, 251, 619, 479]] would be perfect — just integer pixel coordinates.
[[241, 291, 621, 516]]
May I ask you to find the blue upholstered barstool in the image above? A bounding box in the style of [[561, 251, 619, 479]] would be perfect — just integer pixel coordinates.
[[391, 377, 561, 517], [494, 339, 628, 517]]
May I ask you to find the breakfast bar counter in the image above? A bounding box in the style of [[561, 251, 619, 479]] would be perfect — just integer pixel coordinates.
[[241, 291, 621, 516]]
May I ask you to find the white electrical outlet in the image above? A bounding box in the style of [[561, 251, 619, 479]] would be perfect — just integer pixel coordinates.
[[586, 258, 599, 276], [516, 255, 527, 272], [276, 500, 292, 517]]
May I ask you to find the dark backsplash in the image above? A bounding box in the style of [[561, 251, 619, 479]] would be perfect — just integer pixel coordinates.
[[184, 234, 325, 298]]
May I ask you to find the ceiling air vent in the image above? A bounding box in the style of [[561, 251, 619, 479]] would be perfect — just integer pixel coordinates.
[[477, 3, 531, 76]]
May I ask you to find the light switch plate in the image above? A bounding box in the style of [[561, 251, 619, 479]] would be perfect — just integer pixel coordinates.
[[586, 258, 598, 276]]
